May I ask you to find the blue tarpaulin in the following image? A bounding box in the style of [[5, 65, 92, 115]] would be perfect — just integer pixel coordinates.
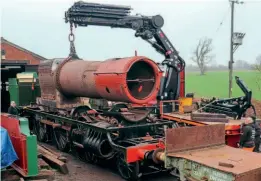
[[1, 126, 18, 169]]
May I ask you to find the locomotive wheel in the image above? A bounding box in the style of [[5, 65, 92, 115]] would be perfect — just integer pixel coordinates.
[[71, 106, 92, 121], [117, 153, 140, 181], [33, 116, 47, 142], [53, 128, 70, 152], [75, 147, 86, 162], [85, 152, 99, 164], [74, 147, 98, 164]]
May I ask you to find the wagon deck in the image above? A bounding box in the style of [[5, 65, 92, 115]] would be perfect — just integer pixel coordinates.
[[164, 124, 261, 181]]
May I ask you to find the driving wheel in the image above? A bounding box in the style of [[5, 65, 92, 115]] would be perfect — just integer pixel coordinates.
[[117, 153, 140, 181]]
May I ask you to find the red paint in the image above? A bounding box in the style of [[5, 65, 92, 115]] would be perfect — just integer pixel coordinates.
[[56, 56, 162, 104], [225, 124, 241, 148], [226, 135, 241, 148], [1, 114, 28, 174], [94, 56, 162, 104], [138, 85, 143, 92], [126, 140, 164, 163], [179, 69, 185, 97]]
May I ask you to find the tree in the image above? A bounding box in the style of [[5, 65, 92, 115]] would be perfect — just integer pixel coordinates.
[[254, 55, 261, 92], [191, 37, 214, 75]]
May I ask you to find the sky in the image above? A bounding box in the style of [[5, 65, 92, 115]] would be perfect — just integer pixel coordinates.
[[1, 0, 261, 65]]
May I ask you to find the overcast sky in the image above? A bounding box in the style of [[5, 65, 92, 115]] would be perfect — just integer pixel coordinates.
[[1, 0, 261, 65]]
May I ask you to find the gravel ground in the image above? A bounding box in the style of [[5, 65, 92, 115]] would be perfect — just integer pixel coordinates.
[[42, 144, 176, 181]]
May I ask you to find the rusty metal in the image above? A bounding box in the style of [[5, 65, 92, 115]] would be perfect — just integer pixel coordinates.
[[165, 124, 225, 154], [192, 117, 229, 123], [168, 146, 261, 181], [40, 119, 55, 126], [118, 109, 151, 123], [53, 56, 161, 104], [191, 112, 227, 119], [38, 58, 82, 109], [152, 148, 164, 164], [182, 105, 193, 113], [164, 125, 261, 181], [38, 59, 58, 100], [38, 56, 162, 108], [219, 162, 234, 168], [58, 60, 101, 98], [184, 176, 198, 181], [54, 56, 75, 94]]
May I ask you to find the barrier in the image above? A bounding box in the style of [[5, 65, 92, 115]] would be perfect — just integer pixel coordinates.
[[0, 113, 38, 177]]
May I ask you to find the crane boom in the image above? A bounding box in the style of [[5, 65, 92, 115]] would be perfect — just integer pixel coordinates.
[[65, 1, 186, 100]]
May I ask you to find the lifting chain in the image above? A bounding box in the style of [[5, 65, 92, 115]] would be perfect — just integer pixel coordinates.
[[54, 23, 80, 92], [68, 23, 79, 59]]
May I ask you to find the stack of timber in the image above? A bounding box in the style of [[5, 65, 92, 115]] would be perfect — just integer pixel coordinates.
[[1, 144, 68, 181], [37, 144, 68, 174]]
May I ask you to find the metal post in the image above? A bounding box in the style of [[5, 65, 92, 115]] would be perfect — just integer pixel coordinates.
[[229, 0, 235, 98], [228, 0, 244, 98]]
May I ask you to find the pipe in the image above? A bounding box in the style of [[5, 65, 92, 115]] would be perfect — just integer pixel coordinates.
[[155, 151, 165, 162], [39, 56, 162, 104]]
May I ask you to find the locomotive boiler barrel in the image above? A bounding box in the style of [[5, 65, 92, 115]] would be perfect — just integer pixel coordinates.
[[56, 56, 162, 104], [58, 60, 101, 98]]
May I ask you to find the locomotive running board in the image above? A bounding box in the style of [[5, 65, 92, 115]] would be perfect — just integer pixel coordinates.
[[164, 124, 261, 181]]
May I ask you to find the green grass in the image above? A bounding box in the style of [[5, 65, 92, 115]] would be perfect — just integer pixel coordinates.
[[186, 71, 261, 100]]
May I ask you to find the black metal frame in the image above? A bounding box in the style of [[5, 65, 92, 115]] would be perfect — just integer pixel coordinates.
[[23, 107, 172, 150], [199, 76, 256, 119]]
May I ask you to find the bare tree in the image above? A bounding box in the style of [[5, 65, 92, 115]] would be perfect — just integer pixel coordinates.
[[191, 37, 214, 75], [254, 55, 261, 92]]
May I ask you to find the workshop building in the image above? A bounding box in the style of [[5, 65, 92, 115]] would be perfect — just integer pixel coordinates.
[[1, 37, 46, 112], [1, 37, 46, 65]]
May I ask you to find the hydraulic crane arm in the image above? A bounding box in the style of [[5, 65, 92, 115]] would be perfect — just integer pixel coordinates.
[[65, 1, 186, 100], [199, 76, 256, 119]]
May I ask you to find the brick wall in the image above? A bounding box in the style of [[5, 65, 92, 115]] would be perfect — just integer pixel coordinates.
[[1, 42, 41, 65]]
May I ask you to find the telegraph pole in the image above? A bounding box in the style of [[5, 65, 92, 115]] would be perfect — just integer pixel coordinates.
[[229, 0, 235, 98], [228, 0, 244, 98]]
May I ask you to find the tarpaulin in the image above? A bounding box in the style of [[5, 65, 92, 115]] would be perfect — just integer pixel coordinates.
[[1, 126, 18, 169]]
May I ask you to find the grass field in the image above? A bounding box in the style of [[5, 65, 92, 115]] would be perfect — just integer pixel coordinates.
[[186, 71, 261, 100]]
